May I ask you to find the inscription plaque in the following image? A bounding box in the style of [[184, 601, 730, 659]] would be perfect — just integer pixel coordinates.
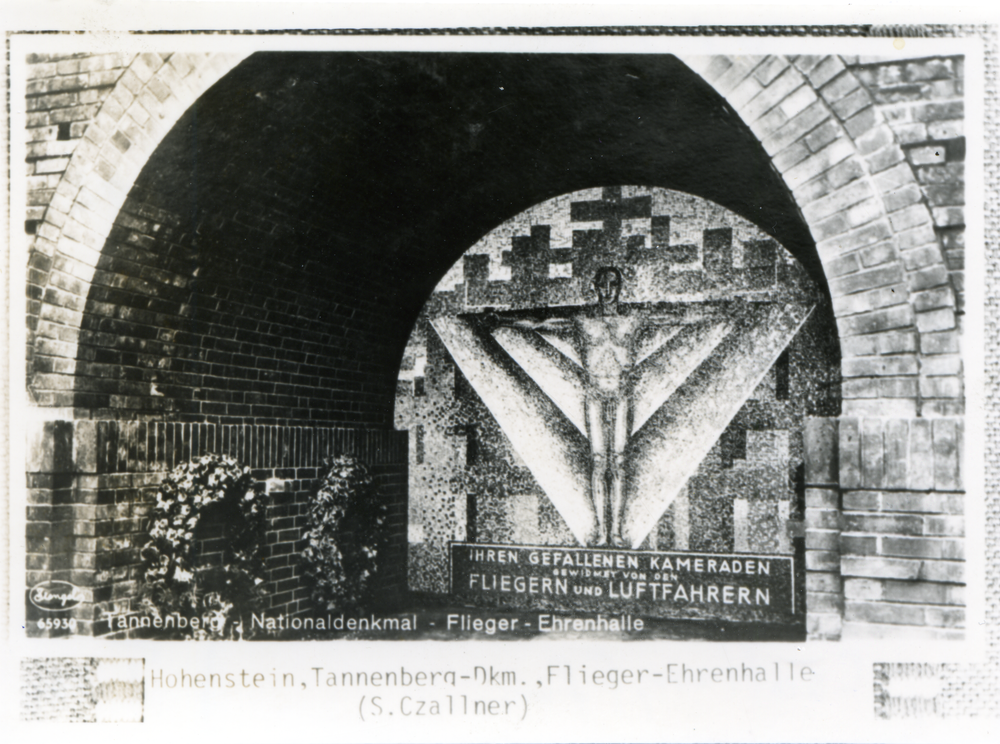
[[450, 542, 796, 624]]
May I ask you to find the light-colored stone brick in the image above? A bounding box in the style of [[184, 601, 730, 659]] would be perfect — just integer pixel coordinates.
[[762, 100, 830, 156], [911, 286, 955, 313], [842, 556, 922, 580], [742, 68, 804, 122], [841, 334, 878, 356], [801, 179, 873, 224], [908, 419, 934, 491], [881, 491, 963, 514], [842, 379, 879, 399], [830, 263, 903, 296], [876, 330, 918, 354], [927, 119, 963, 140], [916, 308, 956, 333], [805, 488, 839, 508], [889, 121, 929, 145], [921, 330, 960, 355], [883, 183, 924, 213], [866, 144, 906, 173], [878, 377, 919, 399], [725, 73, 764, 110], [908, 144, 947, 166], [837, 304, 915, 337], [703, 56, 743, 88], [793, 157, 866, 203], [882, 535, 964, 560], [806, 529, 840, 551], [807, 591, 844, 614], [858, 241, 897, 268], [921, 354, 962, 377], [807, 573, 842, 594], [843, 105, 878, 140], [772, 141, 811, 172], [784, 138, 855, 186], [803, 119, 841, 153], [777, 83, 819, 120], [833, 284, 908, 317], [932, 206, 964, 227], [806, 507, 842, 530], [854, 124, 894, 156], [753, 56, 790, 86], [902, 248, 946, 276], [825, 252, 861, 278], [888, 204, 933, 233], [844, 577, 882, 600], [831, 87, 873, 121], [817, 220, 892, 260], [913, 100, 963, 122], [806, 550, 841, 572], [806, 612, 843, 639], [843, 197, 884, 230]]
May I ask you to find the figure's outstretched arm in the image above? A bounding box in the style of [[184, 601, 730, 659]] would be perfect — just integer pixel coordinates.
[[473, 311, 573, 335], [641, 298, 751, 326]]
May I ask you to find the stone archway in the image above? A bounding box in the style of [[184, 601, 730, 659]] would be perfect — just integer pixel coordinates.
[[26, 53, 962, 417], [22, 50, 965, 641], [26, 52, 250, 402], [679, 54, 959, 418], [677, 54, 965, 640]]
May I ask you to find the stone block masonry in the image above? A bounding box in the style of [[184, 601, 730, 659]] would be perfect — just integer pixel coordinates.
[[802, 416, 965, 640], [25, 53, 134, 233], [849, 55, 966, 312], [26, 420, 408, 637], [677, 53, 963, 425]]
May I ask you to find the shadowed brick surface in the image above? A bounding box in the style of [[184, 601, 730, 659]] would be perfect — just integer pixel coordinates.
[[26, 420, 407, 637]]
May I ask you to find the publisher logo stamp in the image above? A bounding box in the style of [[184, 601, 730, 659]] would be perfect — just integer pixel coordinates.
[[29, 581, 86, 612]]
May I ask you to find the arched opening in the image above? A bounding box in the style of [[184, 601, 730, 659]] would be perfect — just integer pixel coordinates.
[[62, 52, 829, 425], [24, 49, 964, 641], [395, 186, 838, 633]]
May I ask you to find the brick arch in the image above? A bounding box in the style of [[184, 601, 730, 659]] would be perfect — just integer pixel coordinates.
[[679, 54, 960, 418], [28, 52, 961, 419], [26, 52, 251, 402]]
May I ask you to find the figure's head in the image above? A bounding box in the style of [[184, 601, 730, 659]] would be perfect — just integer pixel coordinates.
[[593, 267, 623, 306]]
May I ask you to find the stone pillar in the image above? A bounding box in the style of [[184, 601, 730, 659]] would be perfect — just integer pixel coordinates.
[[838, 416, 965, 639], [804, 417, 844, 639], [26, 420, 105, 637]]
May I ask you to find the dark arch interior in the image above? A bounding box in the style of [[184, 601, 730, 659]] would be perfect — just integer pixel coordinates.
[[75, 51, 833, 427]]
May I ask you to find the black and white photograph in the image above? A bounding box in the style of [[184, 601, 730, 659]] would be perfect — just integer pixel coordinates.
[[1, 4, 997, 742]]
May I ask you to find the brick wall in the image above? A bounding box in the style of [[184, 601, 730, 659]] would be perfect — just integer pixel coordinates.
[[25, 51, 249, 385], [849, 55, 966, 311], [26, 420, 407, 637], [838, 415, 964, 638], [34, 182, 402, 423], [25, 53, 135, 234], [21, 50, 967, 639], [803, 415, 964, 640], [676, 54, 966, 639], [681, 54, 962, 421]]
